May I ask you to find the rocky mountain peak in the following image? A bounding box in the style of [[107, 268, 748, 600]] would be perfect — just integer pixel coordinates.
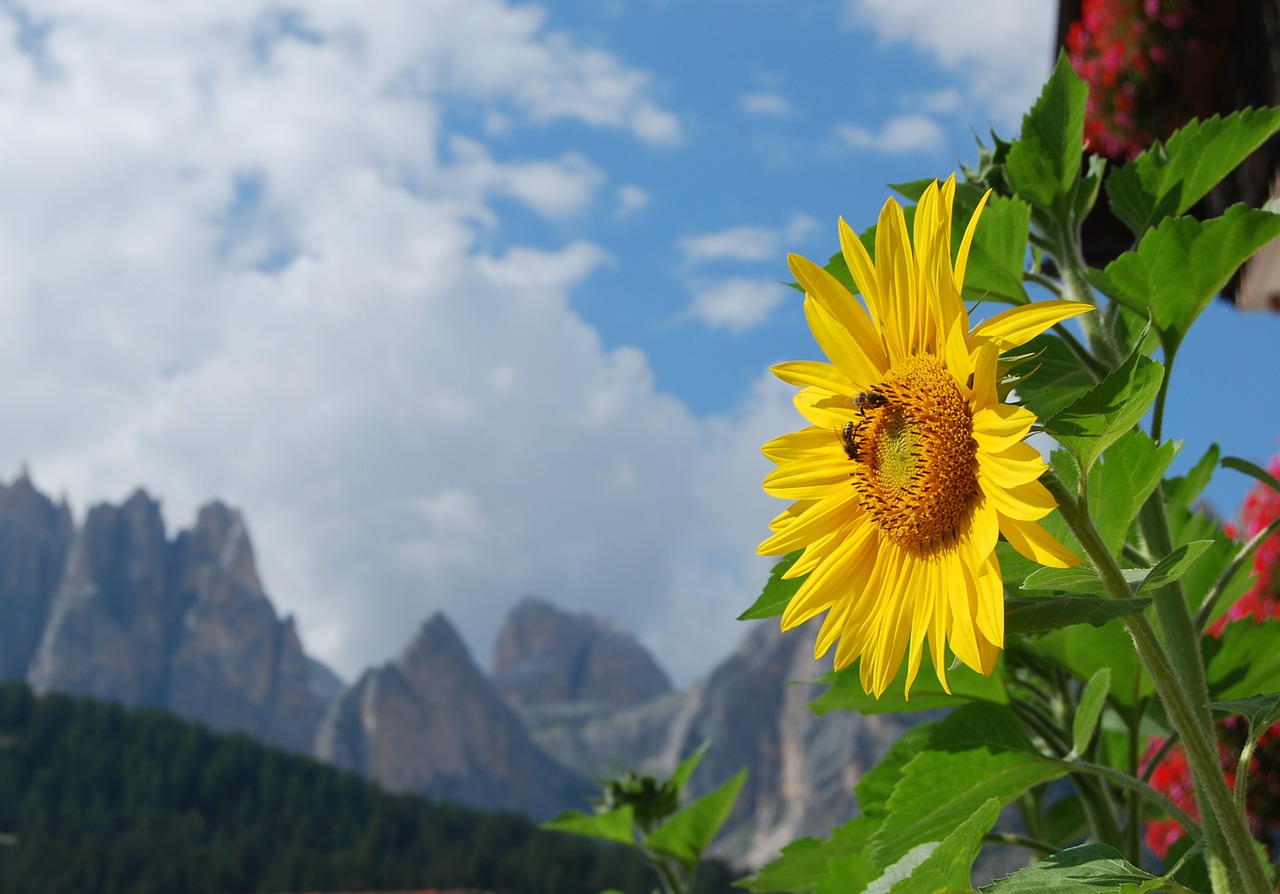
[[0, 475, 73, 680], [491, 595, 671, 708], [316, 610, 595, 819]]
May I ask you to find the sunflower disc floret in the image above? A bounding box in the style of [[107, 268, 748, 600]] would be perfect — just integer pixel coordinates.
[[758, 177, 1093, 698]]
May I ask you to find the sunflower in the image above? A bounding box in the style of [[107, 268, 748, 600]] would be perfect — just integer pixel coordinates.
[[758, 177, 1092, 698]]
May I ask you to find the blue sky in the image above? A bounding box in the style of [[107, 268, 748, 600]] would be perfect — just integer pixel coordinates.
[[0, 0, 1275, 686]]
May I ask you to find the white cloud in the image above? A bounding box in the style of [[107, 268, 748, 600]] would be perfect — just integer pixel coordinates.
[[835, 114, 947, 154], [679, 214, 817, 266], [688, 278, 789, 333], [740, 90, 791, 117], [841, 0, 1056, 124], [0, 0, 774, 688], [614, 184, 650, 218]]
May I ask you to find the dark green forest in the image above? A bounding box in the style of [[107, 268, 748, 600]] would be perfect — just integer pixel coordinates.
[[0, 684, 738, 894]]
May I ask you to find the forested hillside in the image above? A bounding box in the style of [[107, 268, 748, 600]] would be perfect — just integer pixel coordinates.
[[0, 684, 737, 894]]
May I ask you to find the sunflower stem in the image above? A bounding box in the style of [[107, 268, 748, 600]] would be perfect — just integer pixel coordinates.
[[1045, 473, 1270, 894]]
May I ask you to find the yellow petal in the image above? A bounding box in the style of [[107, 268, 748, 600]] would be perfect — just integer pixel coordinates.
[[771, 360, 852, 394], [973, 403, 1037, 453], [838, 217, 881, 322], [803, 296, 886, 387], [977, 441, 1049, 491], [758, 485, 857, 549], [980, 472, 1057, 521], [790, 255, 888, 379], [953, 186, 992, 294], [874, 196, 916, 359], [762, 427, 836, 462], [1000, 515, 1081, 568], [970, 299, 1094, 352]]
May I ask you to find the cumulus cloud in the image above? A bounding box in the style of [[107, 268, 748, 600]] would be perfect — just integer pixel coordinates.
[[840, 0, 1056, 124], [614, 184, 650, 219], [835, 114, 947, 154], [0, 0, 768, 687], [688, 278, 789, 334], [679, 214, 817, 266]]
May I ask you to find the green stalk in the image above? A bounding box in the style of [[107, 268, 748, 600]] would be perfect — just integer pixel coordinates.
[[1047, 475, 1271, 893]]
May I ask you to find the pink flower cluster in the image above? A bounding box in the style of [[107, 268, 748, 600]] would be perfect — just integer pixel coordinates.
[[1144, 449, 1280, 860], [1066, 0, 1195, 159]]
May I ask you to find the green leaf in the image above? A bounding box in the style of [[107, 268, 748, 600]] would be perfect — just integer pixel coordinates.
[[1091, 204, 1280, 356], [1045, 338, 1163, 475], [811, 651, 1008, 716], [737, 816, 878, 894], [1090, 431, 1179, 554], [740, 552, 802, 621], [963, 193, 1032, 305], [855, 722, 942, 818], [1070, 668, 1111, 759], [1004, 332, 1097, 421], [1164, 442, 1219, 507], [544, 804, 636, 846], [1106, 107, 1280, 236], [644, 769, 746, 868], [1222, 455, 1280, 495], [1166, 501, 1251, 623], [847, 798, 999, 894], [1020, 566, 1105, 594], [1035, 620, 1151, 710], [1206, 620, 1280, 701], [670, 740, 710, 793], [1209, 694, 1280, 741], [869, 703, 1067, 867], [1006, 596, 1151, 634], [1134, 541, 1213, 596], [982, 843, 1192, 893], [1005, 52, 1087, 214]]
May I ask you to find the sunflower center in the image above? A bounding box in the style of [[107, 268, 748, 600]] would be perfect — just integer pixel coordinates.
[[850, 354, 978, 552]]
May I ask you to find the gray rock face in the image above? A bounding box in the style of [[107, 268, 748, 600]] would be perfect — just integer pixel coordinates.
[[519, 618, 915, 869], [24, 487, 336, 753], [316, 613, 595, 819], [491, 595, 672, 708], [0, 472, 73, 681]]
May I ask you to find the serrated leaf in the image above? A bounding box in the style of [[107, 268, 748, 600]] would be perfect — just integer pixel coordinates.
[[738, 815, 878, 894], [1106, 107, 1280, 236], [1209, 694, 1280, 742], [857, 798, 999, 894], [870, 703, 1066, 867], [982, 843, 1190, 893], [644, 769, 746, 868], [740, 552, 802, 621], [544, 804, 636, 846], [810, 649, 1008, 716], [1006, 596, 1150, 634], [1090, 431, 1179, 554], [1134, 541, 1213, 596], [1091, 204, 1280, 356], [1206, 620, 1280, 701], [1045, 340, 1163, 475], [1164, 443, 1219, 507], [855, 723, 941, 819], [963, 194, 1032, 305], [1005, 53, 1087, 213], [1004, 332, 1097, 421], [1222, 455, 1280, 495], [1070, 668, 1111, 758]]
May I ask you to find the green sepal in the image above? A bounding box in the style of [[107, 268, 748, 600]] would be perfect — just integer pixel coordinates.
[[1106, 106, 1280, 237], [740, 552, 802, 621]]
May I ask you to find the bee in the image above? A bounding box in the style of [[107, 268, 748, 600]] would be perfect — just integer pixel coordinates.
[[840, 421, 862, 461], [852, 389, 888, 414]]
